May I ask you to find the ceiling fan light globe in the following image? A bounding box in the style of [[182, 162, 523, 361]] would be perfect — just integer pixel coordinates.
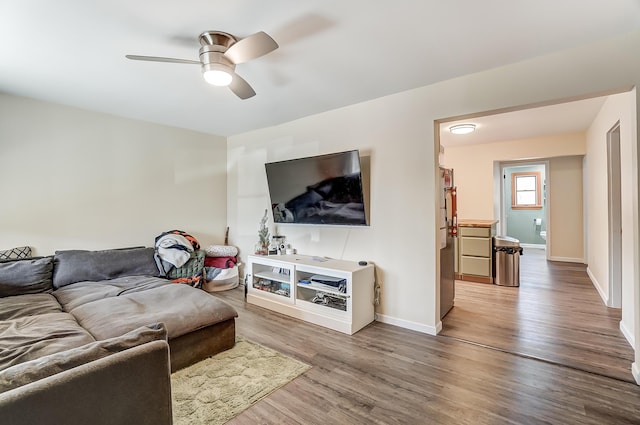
[[203, 69, 233, 86]]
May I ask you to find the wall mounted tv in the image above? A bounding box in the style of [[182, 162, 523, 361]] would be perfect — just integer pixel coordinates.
[[265, 150, 368, 226]]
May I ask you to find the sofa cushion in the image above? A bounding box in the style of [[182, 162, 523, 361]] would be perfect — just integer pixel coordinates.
[[53, 247, 160, 289], [0, 293, 96, 371], [53, 275, 171, 312], [0, 323, 167, 394], [0, 257, 53, 297], [0, 293, 61, 321], [0, 312, 96, 371], [69, 284, 237, 341]]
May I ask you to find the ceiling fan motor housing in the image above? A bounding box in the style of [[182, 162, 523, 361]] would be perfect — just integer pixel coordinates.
[[198, 31, 237, 49], [199, 32, 236, 77]]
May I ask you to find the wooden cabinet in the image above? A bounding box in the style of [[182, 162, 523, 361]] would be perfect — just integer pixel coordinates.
[[247, 254, 375, 335], [457, 220, 497, 283]]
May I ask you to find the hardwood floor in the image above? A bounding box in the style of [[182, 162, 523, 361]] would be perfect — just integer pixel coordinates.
[[441, 247, 635, 383], [215, 274, 640, 425]]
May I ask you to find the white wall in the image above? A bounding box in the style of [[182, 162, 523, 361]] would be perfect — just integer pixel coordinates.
[[547, 156, 584, 262], [0, 94, 228, 255], [585, 90, 637, 343], [444, 132, 586, 219], [227, 94, 439, 333], [228, 30, 640, 350], [443, 133, 586, 261]]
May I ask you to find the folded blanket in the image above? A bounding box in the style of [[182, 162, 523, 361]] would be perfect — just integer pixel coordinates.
[[204, 256, 237, 269]]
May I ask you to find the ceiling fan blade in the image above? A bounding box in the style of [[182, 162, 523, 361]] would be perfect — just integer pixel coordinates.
[[125, 55, 200, 65], [224, 31, 278, 64], [228, 73, 256, 99]]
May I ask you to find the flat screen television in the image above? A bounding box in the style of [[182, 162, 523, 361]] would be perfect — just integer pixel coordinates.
[[265, 150, 368, 226]]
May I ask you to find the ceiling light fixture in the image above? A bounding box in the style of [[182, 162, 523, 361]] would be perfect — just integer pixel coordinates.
[[449, 124, 476, 135]]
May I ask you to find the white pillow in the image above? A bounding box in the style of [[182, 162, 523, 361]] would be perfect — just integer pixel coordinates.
[[204, 245, 238, 257]]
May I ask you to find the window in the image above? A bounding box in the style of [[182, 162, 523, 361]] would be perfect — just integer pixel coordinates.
[[511, 171, 542, 209]]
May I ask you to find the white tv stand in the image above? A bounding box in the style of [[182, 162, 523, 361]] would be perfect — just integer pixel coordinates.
[[246, 254, 375, 335]]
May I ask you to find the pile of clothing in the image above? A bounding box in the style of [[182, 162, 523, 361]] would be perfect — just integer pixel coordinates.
[[202, 245, 240, 292], [154, 230, 204, 287], [154, 230, 239, 292]]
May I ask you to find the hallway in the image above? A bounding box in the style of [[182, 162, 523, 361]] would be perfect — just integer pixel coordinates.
[[440, 248, 635, 382]]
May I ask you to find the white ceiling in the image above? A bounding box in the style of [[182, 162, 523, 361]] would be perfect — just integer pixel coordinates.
[[1, 1, 640, 136], [439, 95, 609, 147]]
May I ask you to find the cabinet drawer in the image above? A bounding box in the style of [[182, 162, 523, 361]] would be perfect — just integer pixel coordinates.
[[460, 256, 492, 277], [460, 237, 491, 257], [459, 226, 492, 237]]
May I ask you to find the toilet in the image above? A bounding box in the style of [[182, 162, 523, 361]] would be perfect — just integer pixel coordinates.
[[540, 230, 547, 241]]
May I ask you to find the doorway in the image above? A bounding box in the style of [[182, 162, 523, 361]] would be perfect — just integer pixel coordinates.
[[436, 90, 637, 383], [607, 122, 622, 308], [498, 162, 548, 250]]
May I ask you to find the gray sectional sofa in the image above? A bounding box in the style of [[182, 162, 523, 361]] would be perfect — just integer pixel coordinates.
[[0, 246, 238, 425]]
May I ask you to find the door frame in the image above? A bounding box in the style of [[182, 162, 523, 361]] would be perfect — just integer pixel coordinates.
[[607, 121, 622, 308], [495, 159, 550, 253]]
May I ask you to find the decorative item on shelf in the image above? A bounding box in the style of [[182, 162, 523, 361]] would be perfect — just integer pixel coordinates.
[[271, 235, 287, 255], [255, 209, 270, 255]]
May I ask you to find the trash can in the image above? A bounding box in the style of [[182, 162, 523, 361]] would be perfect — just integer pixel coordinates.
[[493, 236, 523, 287]]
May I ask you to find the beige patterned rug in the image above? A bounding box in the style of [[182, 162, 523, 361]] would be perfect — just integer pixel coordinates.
[[172, 337, 310, 425]]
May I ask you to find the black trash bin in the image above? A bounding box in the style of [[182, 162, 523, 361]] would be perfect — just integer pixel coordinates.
[[493, 236, 523, 287]]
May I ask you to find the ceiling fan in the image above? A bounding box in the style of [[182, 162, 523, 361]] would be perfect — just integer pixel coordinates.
[[126, 30, 278, 99]]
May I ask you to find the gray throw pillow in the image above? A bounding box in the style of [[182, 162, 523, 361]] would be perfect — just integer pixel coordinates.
[[0, 257, 54, 297], [53, 247, 160, 289], [0, 323, 167, 394]]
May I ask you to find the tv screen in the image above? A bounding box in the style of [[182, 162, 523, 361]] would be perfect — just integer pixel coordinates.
[[265, 150, 368, 226]]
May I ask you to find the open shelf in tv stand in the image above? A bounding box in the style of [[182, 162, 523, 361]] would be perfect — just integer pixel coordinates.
[[246, 254, 375, 335]]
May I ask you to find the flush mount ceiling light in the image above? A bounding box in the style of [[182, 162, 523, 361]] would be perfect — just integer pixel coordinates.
[[449, 124, 476, 135]]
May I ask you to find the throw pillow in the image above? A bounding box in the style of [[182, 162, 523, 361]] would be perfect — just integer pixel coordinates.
[[0, 257, 54, 297], [0, 246, 32, 261], [0, 323, 167, 394], [204, 245, 238, 258]]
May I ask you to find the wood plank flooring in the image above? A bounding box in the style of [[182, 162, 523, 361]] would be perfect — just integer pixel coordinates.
[[214, 272, 640, 424], [441, 247, 635, 383]]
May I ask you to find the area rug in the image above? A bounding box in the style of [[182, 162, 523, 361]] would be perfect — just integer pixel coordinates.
[[171, 337, 311, 425]]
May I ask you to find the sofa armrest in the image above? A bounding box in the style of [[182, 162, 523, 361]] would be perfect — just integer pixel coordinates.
[[0, 340, 172, 425]]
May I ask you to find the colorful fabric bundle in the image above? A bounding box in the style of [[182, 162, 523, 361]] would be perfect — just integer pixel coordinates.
[[154, 230, 203, 288], [202, 245, 239, 292], [204, 256, 237, 269]]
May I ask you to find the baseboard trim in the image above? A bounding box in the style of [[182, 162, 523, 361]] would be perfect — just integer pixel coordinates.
[[586, 266, 609, 305], [620, 320, 635, 348], [633, 362, 640, 385], [547, 255, 585, 263], [375, 313, 440, 335]]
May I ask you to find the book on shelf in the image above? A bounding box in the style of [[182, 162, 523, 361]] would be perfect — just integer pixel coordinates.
[[272, 267, 290, 275]]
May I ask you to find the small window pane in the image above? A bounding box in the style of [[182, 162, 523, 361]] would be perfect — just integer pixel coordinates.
[[516, 176, 536, 191], [517, 192, 536, 205]]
